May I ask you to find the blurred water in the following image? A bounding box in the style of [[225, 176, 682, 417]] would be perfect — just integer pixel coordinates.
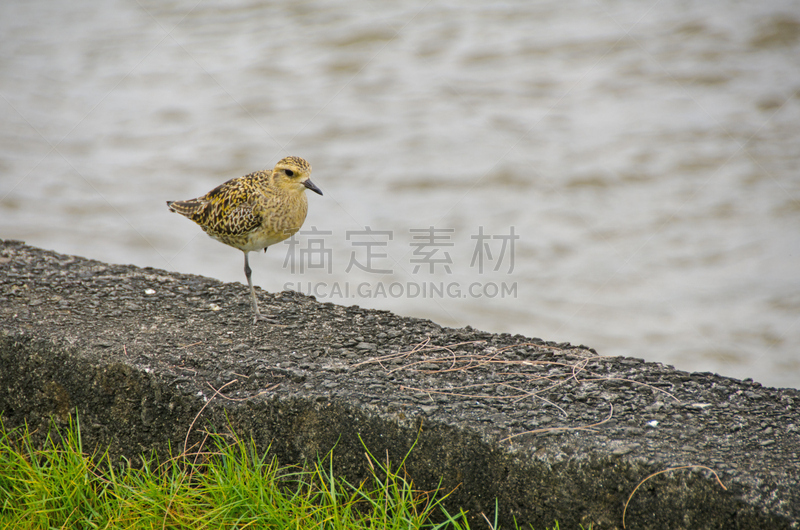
[[2, 0, 799, 388]]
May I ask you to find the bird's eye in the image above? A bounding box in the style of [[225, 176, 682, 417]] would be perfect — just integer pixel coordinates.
[[284, 169, 294, 177]]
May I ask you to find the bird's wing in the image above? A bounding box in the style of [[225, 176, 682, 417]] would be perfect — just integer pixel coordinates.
[[195, 178, 265, 236]]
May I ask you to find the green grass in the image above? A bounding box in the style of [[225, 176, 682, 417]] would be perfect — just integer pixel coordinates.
[[0, 416, 572, 530]]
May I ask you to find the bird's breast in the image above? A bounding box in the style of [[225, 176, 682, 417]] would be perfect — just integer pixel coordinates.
[[241, 192, 309, 252]]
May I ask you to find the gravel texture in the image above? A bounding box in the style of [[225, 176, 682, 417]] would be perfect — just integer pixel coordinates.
[[1, 240, 798, 529]]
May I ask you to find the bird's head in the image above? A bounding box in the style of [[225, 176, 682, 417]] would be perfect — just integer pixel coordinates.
[[273, 156, 323, 196]]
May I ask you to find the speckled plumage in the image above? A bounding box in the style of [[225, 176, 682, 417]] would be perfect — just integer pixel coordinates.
[[167, 156, 322, 323]]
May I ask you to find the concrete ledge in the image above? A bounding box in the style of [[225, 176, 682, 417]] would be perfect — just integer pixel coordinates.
[[1, 240, 798, 529]]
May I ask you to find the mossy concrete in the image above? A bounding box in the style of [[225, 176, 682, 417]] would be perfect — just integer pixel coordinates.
[[1, 240, 798, 529]]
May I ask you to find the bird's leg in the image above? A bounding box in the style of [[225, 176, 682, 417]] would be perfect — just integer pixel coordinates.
[[243, 251, 278, 324]]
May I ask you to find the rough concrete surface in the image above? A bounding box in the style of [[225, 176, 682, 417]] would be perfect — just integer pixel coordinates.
[[1, 240, 798, 529]]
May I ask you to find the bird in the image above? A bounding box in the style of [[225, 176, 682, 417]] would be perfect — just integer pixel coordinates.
[[167, 156, 322, 323]]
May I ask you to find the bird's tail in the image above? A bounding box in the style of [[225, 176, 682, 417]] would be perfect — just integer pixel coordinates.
[[166, 199, 204, 217]]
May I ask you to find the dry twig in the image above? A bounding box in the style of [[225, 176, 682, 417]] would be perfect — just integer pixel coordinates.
[[622, 465, 727, 528]]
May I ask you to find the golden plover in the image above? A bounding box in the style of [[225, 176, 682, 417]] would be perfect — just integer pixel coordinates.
[[167, 156, 322, 323]]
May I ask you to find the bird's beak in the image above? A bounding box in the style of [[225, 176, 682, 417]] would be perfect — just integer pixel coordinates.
[[303, 178, 323, 195]]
